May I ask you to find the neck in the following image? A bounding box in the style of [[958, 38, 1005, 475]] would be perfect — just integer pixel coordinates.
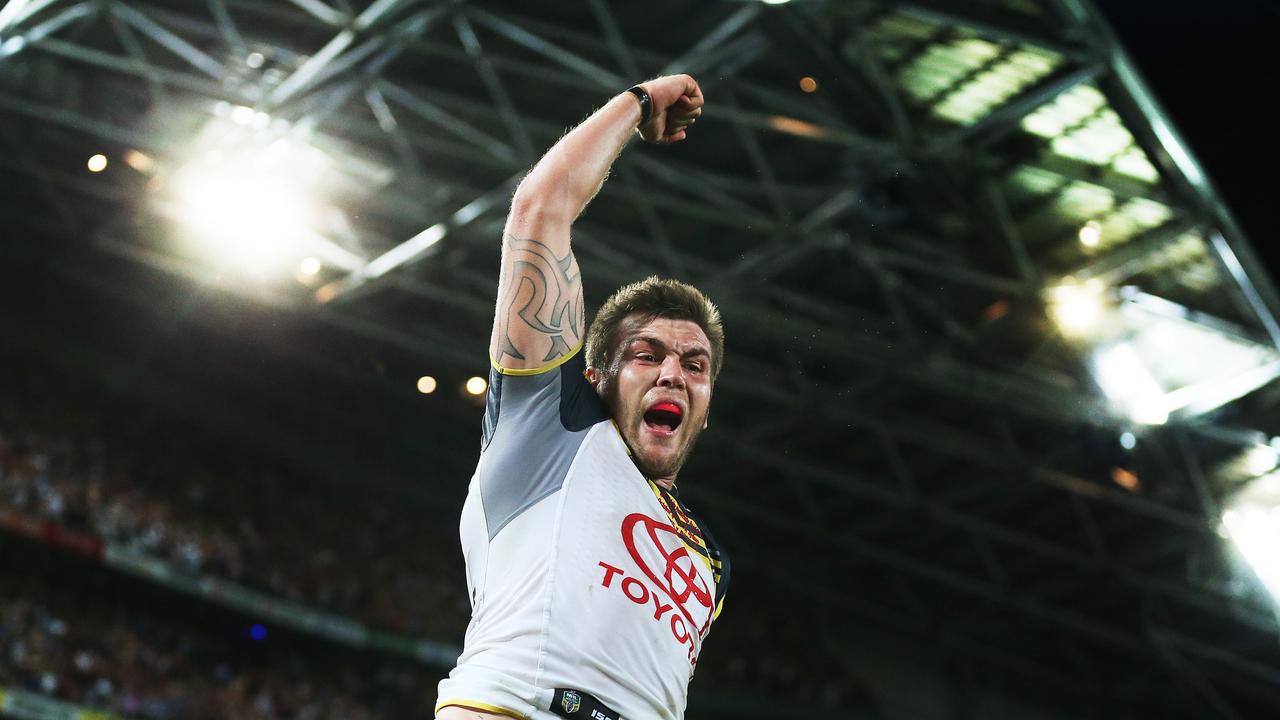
[[651, 475, 676, 491]]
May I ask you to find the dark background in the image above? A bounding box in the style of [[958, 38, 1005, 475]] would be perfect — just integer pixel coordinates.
[[1099, 0, 1279, 275]]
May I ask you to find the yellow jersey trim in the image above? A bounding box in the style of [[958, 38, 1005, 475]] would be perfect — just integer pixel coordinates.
[[490, 341, 584, 376], [647, 481, 714, 576], [435, 699, 528, 719]]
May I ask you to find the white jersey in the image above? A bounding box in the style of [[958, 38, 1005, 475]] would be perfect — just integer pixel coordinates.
[[436, 346, 729, 720]]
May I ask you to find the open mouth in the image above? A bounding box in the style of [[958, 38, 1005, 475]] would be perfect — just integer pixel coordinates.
[[643, 401, 684, 436]]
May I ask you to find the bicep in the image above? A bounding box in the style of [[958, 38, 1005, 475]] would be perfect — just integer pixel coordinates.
[[490, 233, 585, 371]]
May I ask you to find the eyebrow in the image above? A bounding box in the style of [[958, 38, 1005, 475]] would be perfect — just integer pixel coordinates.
[[627, 335, 711, 361]]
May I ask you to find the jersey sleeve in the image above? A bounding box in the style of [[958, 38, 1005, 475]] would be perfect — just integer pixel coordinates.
[[478, 344, 608, 540]]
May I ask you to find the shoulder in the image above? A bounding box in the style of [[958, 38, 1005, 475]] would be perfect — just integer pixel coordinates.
[[475, 346, 610, 541], [483, 344, 608, 450]]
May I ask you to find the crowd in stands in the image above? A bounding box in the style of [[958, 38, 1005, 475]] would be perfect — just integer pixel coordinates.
[[0, 572, 433, 719], [0, 351, 862, 712], [0, 356, 471, 642]]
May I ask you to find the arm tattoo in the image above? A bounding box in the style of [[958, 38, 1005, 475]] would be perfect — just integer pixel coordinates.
[[495, 237, 583, 365]]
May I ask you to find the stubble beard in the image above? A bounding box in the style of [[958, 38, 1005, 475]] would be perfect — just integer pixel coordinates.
[[636, 420, 704, 480], [600, 376, 705, 481]]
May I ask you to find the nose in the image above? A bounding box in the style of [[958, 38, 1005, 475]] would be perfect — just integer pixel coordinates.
[[656, 355, 685, 389]]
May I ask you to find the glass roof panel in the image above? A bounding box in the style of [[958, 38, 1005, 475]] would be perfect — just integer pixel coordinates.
[[872, 12, 1068, 127], [1145, 230, 1221, 293], [1088, 198, 1173, 250], [1055, 181, 1115, 221], [1009, 165, 1064, 197], [1113, 148, 1160, 182], [1022, 84, 1161, 183], [933, 47, 1062, 125], [874, 13, 938, 41], [900, 38, 1003, 103]]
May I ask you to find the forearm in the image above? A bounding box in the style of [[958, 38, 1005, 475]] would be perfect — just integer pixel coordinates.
[[507, 92, 642, 237], [490, 76, 701, 369]]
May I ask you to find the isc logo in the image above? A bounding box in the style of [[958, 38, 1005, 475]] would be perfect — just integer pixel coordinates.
[[589, 711, 612, 720]]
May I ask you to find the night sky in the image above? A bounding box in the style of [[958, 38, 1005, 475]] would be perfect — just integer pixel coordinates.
[[1096, 0, 1280, 279]]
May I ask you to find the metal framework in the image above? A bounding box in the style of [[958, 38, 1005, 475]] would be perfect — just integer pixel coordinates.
[[3, 1, 1280, 717]]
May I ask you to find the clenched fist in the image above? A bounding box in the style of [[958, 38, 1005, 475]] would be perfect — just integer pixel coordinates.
[[637, 74, 703, 144]]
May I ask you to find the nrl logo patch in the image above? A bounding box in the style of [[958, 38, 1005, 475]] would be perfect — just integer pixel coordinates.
[[561, 690, 581, 714]]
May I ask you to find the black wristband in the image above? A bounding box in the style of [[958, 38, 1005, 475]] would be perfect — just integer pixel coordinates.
[[626, 85, 652, 126]]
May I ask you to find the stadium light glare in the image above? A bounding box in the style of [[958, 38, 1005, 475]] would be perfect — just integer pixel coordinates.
[[1222, 473, 1280, 604], [230, 104, 256, 125], [417, 376, 438, 394], [87, 154, 107, 172], [1068, 293, 1280, 425], [160, 99, 394, 281], [1092, 343, 1168, 425], [1048, 281, 1104, 336], [1119, 431, 1137, 450], [172, 155, 313, 274], [1078, 219, 1102, 247], [1113, 293, 1280, 419], [465, 376, 487, 396]]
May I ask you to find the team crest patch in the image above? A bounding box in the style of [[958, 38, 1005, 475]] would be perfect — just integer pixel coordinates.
[[561, 690, 581, 714]]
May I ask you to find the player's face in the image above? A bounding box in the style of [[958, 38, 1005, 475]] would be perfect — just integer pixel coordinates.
[[592, 315, 713, 483]]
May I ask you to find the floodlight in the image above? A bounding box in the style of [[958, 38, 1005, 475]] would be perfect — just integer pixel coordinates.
[[1222, 472, 1280, 603], [1078, 220, 1102, 247], [465, 377, 487, 395], [158, 99, 393, 282], [230, 104, 256, 125], [172, 159, 312, 273], [417, 376, 437, 394], [87, 154, 107, 172], [1048, 281, 1104, 336]]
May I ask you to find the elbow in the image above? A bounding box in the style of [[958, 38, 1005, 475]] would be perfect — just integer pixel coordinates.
[[508, 175, 573, 234]]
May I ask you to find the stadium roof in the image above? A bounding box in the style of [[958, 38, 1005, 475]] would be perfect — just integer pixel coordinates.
[[3, 0, 1279, 717]]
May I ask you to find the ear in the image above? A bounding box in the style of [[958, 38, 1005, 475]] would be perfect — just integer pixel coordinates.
[[703, 415, 709, 430], [585, 365, 602, 388]]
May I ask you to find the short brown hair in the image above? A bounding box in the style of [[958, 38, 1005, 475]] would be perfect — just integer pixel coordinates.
[[586, 276, 725, 381]]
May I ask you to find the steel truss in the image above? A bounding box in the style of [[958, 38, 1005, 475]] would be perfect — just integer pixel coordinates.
[[3, 1, 1280, 717]]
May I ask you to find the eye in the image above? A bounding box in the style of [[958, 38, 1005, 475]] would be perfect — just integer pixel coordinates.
[[636, 352, 657, 362], [684, 362, 705, 373]]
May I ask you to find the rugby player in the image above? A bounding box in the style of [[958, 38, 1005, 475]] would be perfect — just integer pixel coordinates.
[[435, 74, 730, 720]]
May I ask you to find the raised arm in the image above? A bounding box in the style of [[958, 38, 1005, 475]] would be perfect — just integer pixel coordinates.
[[490, 75, 704, 371]]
